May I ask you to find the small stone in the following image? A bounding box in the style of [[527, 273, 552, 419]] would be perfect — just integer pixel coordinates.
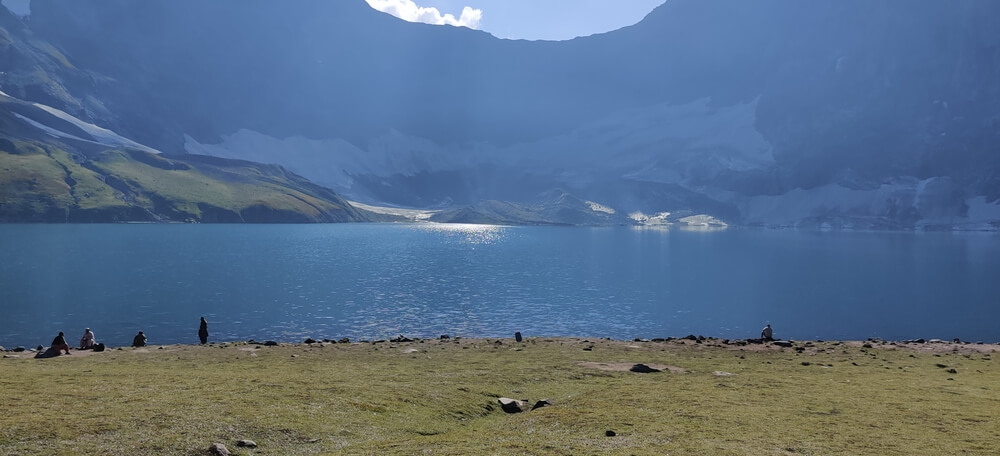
[[582, 346, 593, 351], [515, 332, 522, 343], [13, 346, 25, 352], [532, 399, 552, 410], [936, 363, 948, 368], [862, 343, 873, 348], [801, 361, 811, 366], [629, 364, 661, 373], [390, 334, 412, 343], [947, 368, 958, 374], [605, 430, 616, 437], [304, 338, 316, 344], [439, 334, 450, 340], [236, 439, 257, 448], [339, 337, 350, 344], [209, 443, 231, 456], [263, 341, 278, 346], [712, 371, 734, 376], [774, 341, 794, 348]]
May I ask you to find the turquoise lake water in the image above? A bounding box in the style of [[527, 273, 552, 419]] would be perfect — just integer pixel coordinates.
[[1, 224, 998, 347]]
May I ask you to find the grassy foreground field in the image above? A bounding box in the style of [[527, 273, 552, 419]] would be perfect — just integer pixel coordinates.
[[1, 338, 997, 455]]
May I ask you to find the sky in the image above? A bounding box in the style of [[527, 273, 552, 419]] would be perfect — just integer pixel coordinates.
[[1, 0, 665, 41], [365, 0, 666, 41]]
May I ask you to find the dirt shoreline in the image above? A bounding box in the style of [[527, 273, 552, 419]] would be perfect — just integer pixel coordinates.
[[5, 336, 998, 359]]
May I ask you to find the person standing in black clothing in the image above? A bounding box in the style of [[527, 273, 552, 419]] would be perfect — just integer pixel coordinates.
[[198, 317, 209, 344], [51, 331, 71, 355]]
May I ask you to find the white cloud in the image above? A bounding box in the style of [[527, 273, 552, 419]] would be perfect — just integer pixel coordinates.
[[366, 0, 482, 29]]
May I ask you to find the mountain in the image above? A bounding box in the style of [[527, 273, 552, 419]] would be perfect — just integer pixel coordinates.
[[2, 0, 999, 228], [0, 93, 370, 222]]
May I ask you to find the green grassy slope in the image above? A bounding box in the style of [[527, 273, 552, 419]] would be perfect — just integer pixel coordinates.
[[0, 137, 370, 223]]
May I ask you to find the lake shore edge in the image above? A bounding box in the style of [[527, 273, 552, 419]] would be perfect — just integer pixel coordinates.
[[4, 335, 998, 358]]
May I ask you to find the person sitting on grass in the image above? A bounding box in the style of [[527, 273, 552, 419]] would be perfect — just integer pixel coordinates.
[[80, 328, 96, 349], [761, 324, 774, 342], [132, 331, 147, 347], [51, 331, 71, 355]]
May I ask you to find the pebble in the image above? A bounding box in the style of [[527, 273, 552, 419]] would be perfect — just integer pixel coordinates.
[[605, 430, 616, 437], [236, 439, 257, 448]]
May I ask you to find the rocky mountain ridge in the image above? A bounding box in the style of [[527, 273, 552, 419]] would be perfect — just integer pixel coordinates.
[[1, 0, 998, 228]]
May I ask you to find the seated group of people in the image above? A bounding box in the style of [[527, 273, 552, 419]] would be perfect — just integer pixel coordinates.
[[49, 328, 141, 355]]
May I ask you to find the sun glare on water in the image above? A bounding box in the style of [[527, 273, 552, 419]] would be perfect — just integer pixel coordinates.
[[416, 223, 509, 245]]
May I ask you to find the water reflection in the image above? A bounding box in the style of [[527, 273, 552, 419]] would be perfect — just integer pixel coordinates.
[[414, 223, 510, 245], [1, 225, 998, 346]]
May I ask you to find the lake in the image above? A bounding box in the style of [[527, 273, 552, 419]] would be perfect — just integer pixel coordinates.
[[1, 224, 998, 347]]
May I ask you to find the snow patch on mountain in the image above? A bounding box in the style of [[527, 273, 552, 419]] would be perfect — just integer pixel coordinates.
[[736, 176, 992, 229], [4, 91, 160, 154], [13, 112, 91, 144], [184, 129, 476, 192], [586, 201, 615, 214], [26, 101, 160, 154], [187, 98, 773, 199]]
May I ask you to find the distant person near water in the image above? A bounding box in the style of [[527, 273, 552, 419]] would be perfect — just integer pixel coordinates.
[[761, 324, 774, 342], [198, 317, 209, 344], [132, 331, 147, 347], [51, 332, 71, 354], [79, 328, 95, 349]]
